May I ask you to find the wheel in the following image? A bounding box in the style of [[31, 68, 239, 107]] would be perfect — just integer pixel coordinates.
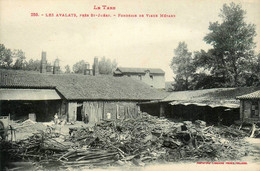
[[0, 121, 7, 140]]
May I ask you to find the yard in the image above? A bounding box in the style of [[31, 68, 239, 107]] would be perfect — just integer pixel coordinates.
[[1, 113, 260, 171]]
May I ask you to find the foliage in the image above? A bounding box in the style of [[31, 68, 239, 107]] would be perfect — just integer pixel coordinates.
[[0, 44, 118, 77], [98, 57, 117, 75], [191, 73, 227, 90], [203, 2, 257, 86], [26, 59, 41, 71], [170, 42, 195, 90], [0, 44, 12, 68], [72, 60, 89, 74], [64, 65, 71, 73], [12, 49, 27, 70], [171, 3, 258, 90], [239, 53, 260, 86]]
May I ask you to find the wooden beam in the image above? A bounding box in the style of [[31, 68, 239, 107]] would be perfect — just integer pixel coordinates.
[[159, 103, 165, 118], [240, 100, 243, 121]]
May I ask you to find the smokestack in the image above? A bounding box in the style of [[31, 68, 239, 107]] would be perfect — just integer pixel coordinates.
[[83, 63, 90, 75], [40, 51, 47, 73], [93, 57, 99, 76], [53, 58, 60, 74]]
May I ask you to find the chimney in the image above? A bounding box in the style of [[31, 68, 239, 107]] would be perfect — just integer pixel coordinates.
[[53, 58, 60, 74], [83, 63, 90, 75], [86, 63, 90, 70], [93, 57, 99, 76], [40, 51, 47, 73]]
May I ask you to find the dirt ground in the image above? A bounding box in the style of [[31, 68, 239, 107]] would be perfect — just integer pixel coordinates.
[[4, 120, 260, 171], [77, 162, 260, 171], [58, 137, 260, 171]]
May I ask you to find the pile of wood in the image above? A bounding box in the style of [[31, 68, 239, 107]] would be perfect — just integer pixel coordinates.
[[69, 114, 248, 163], [11, 119, 47, 134], [1, 113, 251, 169]]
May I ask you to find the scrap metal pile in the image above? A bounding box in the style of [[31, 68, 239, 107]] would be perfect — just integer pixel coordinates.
[[0, 113, 251, 169]]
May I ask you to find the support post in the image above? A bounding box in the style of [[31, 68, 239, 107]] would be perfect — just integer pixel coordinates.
[[240, 100, 244, 121], [159, 103, 165, 118]]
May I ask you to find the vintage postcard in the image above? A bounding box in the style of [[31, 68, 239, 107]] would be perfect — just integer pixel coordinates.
[[0, 0, 260, 170]]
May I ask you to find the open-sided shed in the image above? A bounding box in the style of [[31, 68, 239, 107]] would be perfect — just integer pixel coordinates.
[[140, 87, 260, 125]]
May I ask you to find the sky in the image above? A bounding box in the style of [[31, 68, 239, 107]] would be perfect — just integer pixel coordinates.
[[0, 0, 260, 81]]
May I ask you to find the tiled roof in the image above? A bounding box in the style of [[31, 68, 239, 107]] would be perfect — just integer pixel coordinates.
[[0, 70, 54, 88], [115, 67, 165, 75], [0, 69, 166, 101], [236, 90, 260, 100]]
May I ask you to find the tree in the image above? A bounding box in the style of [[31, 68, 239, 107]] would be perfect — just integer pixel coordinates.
[[73, 60, 88, 74], [64, 65, 71, 73], [193, 49, 229, 88], [256, 53, 260, 76], [240, 53, 260, 86], [12, 49, 26, 70], [26, 59, 40, 71], [204, 2, 256, 86], [170, 42, 195, 90], [193, 49, 220, 75], [98, 57, 117, 75], [0, 44, 13, 68]]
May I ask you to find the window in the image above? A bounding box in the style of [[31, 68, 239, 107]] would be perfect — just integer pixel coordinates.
[[150, 75, 153, 80], [251, 101, 259, 118]]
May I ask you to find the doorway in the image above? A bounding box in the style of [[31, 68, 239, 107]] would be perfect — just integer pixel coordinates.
[[76, 103, 83, 121]]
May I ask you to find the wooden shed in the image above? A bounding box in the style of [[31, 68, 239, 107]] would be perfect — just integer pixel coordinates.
[[237, 90, 260, 123], [0, 69, 166, 123]]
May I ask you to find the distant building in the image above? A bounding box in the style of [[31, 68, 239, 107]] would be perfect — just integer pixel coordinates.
[[39, 51, 96, 76], [40, 51, 61, 74], [113, 67, 165, 89]]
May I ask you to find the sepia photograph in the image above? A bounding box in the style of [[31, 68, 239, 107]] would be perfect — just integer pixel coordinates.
[[0, 0, 260, 170]]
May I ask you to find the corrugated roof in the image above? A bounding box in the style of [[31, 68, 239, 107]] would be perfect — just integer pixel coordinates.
[[236, 90, 260, 100], [0, 69, 166, 101], [0, 88, 61, 100], [169, 101, 239, 108], [161, 87, 260, 108], [116, 67, 165, 75]]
